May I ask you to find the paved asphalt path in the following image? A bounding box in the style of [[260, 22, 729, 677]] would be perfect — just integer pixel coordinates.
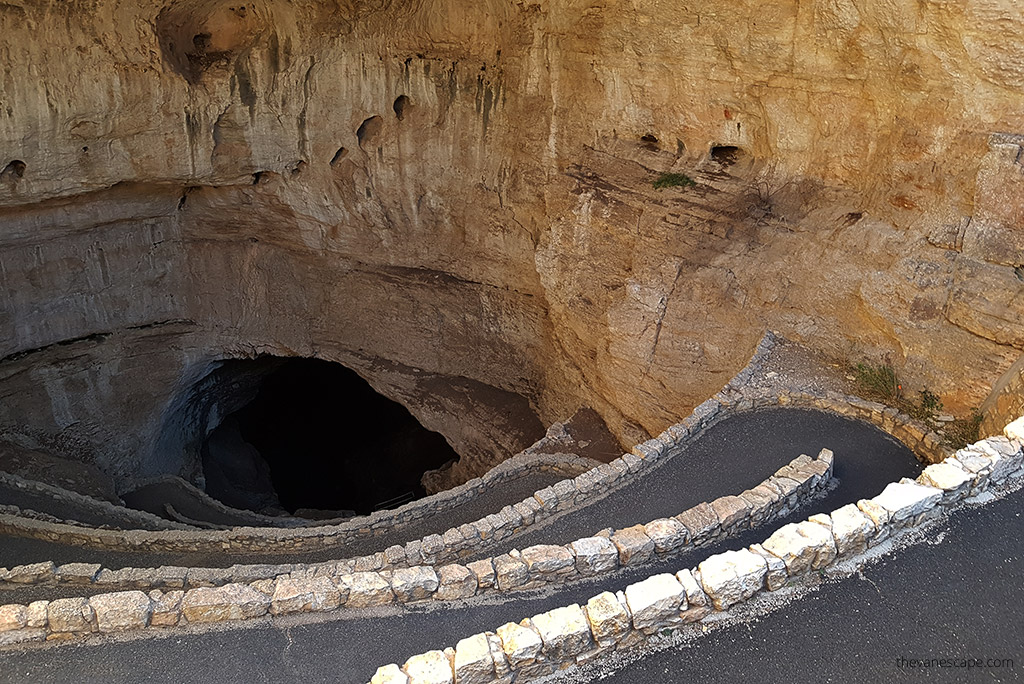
[[0, 407, 915, 591], [0, 472, 564, 571], [0, 484, 173, 532], [3, 488, 1020, 684], [121, 480, 279, 528], [0, 407, 939, 682], [478, 407, 922, 559], [585, 489, 1024, 684]]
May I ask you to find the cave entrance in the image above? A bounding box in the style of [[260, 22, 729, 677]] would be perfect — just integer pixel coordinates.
[[201, 357, 460, 516]]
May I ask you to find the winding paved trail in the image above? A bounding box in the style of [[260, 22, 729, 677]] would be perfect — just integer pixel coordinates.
[[0, 407, 936, 682]]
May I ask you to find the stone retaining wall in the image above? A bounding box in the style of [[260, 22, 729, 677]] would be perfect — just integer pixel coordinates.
[[0, 448, 834, 644], [0, 472, 192, 532], [122, 474, 345, 529], [0, 332, 947, 593], [362, 415, 1024, 684], [0, 451, 598, 558]]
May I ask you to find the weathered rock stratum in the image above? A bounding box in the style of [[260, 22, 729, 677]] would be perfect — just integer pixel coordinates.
[[1, 0, 1023, 490]]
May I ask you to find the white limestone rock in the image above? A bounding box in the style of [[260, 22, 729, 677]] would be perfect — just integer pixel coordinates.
[[955, 450, 994, 475], [346, 572, 395, 608], [486, 632, 511, 678], [643, 518, 690, 554], [531, 604, 592, 660], [856, 499, 892, 543], [698, 549, 767, 610], [971, 440, 1020, 483], [521, 545, 575, 579], [797, 520, 837, 569], [748, 543, 788, 591], [584, 591, 631, 648], [829, 504, 875, 557], [89, 591, 152, 632], [761, 523, 816, 575], [0, 604, 26, 632], [623, 573, 685, 632], [370, 664, 409, 684], [675, 569, 708, 606], [918, 462, 974, 502], [180, 584, 269, 623], [403, 649, 453, 684], [47, 597, 93, 633], [435, 564, 476, 601], [1004, 416, 1024, 446], [496, 621, 543, 668], [271, 576, 342, 614], [871, 481, 943, 527], [570, 537, 619, 576], [453, 633, 495, 684], [390, 567, 439, 604]]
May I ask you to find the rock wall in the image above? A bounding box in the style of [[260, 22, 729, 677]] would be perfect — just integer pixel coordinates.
[[981, 351, 1024, 437], [1, 0, 1023, 486]]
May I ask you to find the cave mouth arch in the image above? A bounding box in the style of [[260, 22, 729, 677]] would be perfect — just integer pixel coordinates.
[[200, 357, 460, 516]]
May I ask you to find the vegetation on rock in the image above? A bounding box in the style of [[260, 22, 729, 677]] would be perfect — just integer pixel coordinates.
[[652, 173, 696, 190]]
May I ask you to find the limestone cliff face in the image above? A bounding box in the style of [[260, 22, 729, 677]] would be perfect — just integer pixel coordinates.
[[1, 0, 1023, 486]]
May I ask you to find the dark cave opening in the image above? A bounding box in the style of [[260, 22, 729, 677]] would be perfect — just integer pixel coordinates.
[[201, 358, 460, 516], [710, 145, 743, 166]]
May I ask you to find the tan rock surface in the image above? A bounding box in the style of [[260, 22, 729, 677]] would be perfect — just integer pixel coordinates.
[[1, 0, 1024, 489]]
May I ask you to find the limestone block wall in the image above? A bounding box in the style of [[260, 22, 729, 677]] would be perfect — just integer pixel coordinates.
[[0, 409, 1019, 653], [0, 448, 834, 644], [364, 418, 1024, 684], [0, 332, 948, 594]]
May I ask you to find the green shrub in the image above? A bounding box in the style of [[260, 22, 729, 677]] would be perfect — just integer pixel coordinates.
[[906, 389, 943, 424], [945, 410, 983, 450], [853, 362, 902, 404], [853, 359, 983, 446], [653, 173, 696, 190]]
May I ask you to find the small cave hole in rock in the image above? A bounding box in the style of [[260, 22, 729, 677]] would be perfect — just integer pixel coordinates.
[[356, 115, 383, 148], [393, 95, 410, 121], [330, 146, 349, 167], [252, 170, 277, 185], [1, 160, 26, 180], [201, 358, 460, 516], [710, 145, 743, 166], [640, 133, 659, 145]]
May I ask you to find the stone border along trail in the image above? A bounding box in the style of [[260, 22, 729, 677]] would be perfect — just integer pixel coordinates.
[[0, 333, 941, 590], [0, 332, 957, 681], [0, 410, 929, 669], [0, 445, 834, 637], [0, 406, 921, 604], [365, 417, 1024, 684]]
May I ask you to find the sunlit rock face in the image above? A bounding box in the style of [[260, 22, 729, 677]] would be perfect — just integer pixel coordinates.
[[1, 0, 1023, 489]]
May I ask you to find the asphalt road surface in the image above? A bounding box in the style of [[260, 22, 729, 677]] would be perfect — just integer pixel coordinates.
[[0, 407, 954, 683]]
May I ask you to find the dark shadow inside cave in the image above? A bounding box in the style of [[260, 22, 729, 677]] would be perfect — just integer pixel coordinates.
[[201, 358, 460, 516]]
